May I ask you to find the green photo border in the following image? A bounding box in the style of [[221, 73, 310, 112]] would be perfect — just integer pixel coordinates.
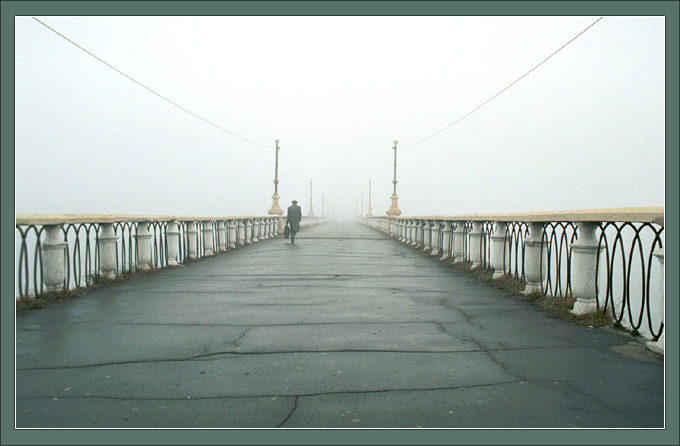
[[2, 1, 677, 445]]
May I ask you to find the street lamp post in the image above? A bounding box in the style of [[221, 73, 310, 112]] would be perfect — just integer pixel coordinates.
[[386, 140, 402, 216], [307, 178, 316, 217], [366, 179, 374, 217], [268, 139, 285, 233]]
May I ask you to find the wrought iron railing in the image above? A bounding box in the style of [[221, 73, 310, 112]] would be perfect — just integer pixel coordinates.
[[363, 207, 665, 351], [14, 214, 298, 300]]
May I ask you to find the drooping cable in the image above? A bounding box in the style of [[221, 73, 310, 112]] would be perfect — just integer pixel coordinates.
[[32, 17, 274, 149], [401, 17, 604, 149]]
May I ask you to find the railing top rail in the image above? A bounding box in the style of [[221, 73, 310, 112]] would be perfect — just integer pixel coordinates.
[[382, 207, 664, 227], [15, 214, 279, 225]]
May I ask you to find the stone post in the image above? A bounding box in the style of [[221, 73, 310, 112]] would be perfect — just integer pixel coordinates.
[[271, 218, 278, 237], [430, 220, 441, 256], [452, 222, 466, 264], [405, 220, 413, 244], [440, 221, 452, 261], [260, 218, 268, 240], [237, 220, 246, 246], [252, 218, 259, 243], [166, 220, 180, 265], [490, 221, 507, 279], [469, 221, 483, 269], [646, 247, 665, 355], [136, 222, 154, 270], [569, 222, 601, 315], [98, 223, 118, 278], [277, 215, 285, 235], [523, 222, 544, 295], [422, 220, 431, 252], [245, 219, 253, 244], [202, 221, 214, 256], [42, 224, 66, 292], [217, 221, 227, 251], [187, 221, 198, 259], [414, 220, 423, 248], [227, 220, 237, 248]]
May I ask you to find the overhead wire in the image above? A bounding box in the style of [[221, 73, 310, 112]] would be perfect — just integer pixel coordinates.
[[279, 152, 308, 182], [33, 16, 604, 184], [31, 17, 274, 149], [400, 16, 604, 149]]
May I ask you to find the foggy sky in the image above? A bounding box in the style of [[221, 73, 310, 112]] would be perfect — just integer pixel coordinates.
[[14, 15, 666, 220]]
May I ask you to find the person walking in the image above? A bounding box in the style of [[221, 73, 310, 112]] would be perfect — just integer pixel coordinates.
[[286, 200, 302, 244]]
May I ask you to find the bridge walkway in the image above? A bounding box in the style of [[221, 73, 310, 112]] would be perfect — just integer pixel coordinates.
[[15, 220, 664, 429]]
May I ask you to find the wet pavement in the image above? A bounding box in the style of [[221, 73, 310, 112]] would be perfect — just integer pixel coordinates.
[[15, 220, 665, 431]]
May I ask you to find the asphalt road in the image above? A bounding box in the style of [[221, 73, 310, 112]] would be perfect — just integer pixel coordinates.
[[15, 220, 664, 430]]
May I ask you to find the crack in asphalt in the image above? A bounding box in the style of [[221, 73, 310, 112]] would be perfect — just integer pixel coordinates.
[[16, 379, 525, 401], [277, 396, 299, 428], [484, 349, 511, 375], [17, 346, 590, 371]]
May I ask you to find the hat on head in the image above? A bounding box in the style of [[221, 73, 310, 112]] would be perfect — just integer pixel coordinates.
[[292, 200, 298, 204]]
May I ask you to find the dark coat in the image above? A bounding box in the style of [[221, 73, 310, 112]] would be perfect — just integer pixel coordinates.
[[286, 204, 302, 232]]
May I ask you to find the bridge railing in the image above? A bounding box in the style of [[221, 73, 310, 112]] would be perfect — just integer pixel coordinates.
[[15, 214, 288, 301], [363, 207, 665, 354], [298, 215, 328, 229]]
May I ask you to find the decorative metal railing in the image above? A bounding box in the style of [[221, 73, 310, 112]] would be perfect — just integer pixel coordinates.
[[15, 213, 328, 301], [363, 207, 665, 353]]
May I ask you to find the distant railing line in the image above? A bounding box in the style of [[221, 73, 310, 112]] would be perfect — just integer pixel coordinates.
[[15, 213, 328, 301]]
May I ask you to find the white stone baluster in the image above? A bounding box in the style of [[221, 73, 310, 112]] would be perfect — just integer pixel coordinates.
[[237, 220, 246, 245], [187, 221, 198, 259], [523, 222, 544, 295], [260, 218, 268, 240], [252, 218, 260, 243], [217, 221, 227, 251], [246, 219, 253, 244], [136, 221, 154, 270], [646, 247, 665, 355], [98, 223, 118, 278], [202, 221, 214, 256], [430, 220, 441, 256], [469, 221, 483, 269], [490, 221, 507, 279], [570, 222, 600, 315], [166, 220, 180, 265], [227, 220, 237, 248], [42, 225, 66, 292], [440, 221, 452, 261], [452, 222, 466, 264], [414, 220, 423, 248], [422, 220, 431, 252]]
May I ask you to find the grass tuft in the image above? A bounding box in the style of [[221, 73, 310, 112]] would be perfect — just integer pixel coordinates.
[[430, 251, 612, 329]]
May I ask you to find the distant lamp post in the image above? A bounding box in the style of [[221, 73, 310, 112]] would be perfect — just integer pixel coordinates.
[[361, 192, 364, 217], [307, 178, 316, 217], [366, 179, 374, 217], [386, 140, 402, 216], [268, 139, 285, 233]]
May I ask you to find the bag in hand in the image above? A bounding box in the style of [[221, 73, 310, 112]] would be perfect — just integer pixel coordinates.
[[284, 224, 290, 239]]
